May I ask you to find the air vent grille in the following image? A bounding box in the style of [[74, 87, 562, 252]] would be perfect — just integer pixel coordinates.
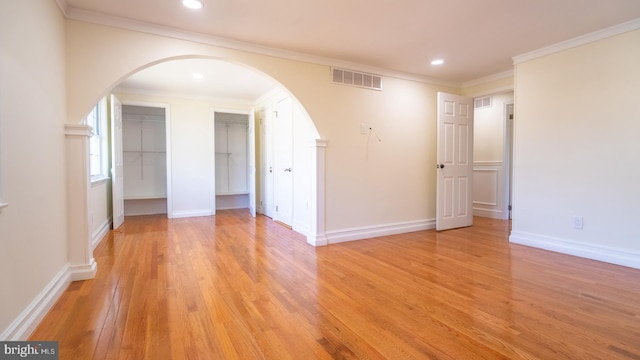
[[332, 68, 382, 91], [474, 96, 492, 109]]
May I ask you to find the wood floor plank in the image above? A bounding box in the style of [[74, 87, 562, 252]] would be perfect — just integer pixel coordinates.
[[29, 212, 640, 359]]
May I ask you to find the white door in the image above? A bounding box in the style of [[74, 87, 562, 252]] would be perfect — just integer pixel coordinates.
[[248, 110, 256, 217], [110, 95, 125, 229], [436, 92, 473, 231], [274, 97, 293, 226]]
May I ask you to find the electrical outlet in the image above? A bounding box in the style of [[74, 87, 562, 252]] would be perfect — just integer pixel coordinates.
[[573, 216, 583, 229]]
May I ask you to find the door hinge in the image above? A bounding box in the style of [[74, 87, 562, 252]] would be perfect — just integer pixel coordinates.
[[276, 205, 278, 212], [508, 205, 512, 211], [509, 114, 514, 120]]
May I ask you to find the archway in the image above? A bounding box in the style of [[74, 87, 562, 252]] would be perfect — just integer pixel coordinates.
[[68, 56, 327, 281]]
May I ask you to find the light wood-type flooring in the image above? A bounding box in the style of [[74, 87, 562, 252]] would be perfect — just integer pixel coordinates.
[[31, 210, 640, 359]]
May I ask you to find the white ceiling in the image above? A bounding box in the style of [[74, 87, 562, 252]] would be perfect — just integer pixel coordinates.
[[64, 0, 640, 98], [115, 59, 278, 102]]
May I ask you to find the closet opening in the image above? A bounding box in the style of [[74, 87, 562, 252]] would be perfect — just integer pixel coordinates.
[[214, 111, 250, 211], [122, 105, 168, 216]]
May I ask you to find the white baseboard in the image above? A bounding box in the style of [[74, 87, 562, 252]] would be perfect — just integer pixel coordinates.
[[69, 258, 98, 281], [92, 217, 112, 251], [510, 231, 640, 270], [0, 264, 71, 341], [307, 233, 328, 247], [473, 208, 507, 220], [326, 218, 436, 245], [171, 209, 215, 219]]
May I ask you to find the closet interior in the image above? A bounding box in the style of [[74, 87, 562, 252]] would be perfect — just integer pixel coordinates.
[[122, 105, 167, 216], [215, 112, 249, 210]]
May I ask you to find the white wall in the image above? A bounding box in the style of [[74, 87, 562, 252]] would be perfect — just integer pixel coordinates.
[[510, 28, 640, 269], [472, 92, 513, 219], [0, 0, 69, 338]]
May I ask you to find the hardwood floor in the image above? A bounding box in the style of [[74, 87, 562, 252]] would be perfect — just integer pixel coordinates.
[[30, 211, 640, 359]]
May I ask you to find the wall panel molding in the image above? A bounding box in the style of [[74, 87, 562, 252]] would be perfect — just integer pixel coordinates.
[[472, 162, 505, 219]]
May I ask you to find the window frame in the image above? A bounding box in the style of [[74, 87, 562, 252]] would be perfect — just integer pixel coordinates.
[[87, 97, 109, 183]]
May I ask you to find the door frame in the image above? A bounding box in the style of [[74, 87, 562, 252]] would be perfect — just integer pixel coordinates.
[[212, 107, 256, 216], [504, 103, 514, 220], [119, 100, 172, 218]]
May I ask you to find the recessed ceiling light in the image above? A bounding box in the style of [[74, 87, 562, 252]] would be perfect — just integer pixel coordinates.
[[192, 73, 204, 79], [431, 59, 445, 66], [182, 0, 204, 10]]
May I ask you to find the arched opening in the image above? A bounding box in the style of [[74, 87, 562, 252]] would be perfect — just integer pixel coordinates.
[[79, 57, 326, 278]]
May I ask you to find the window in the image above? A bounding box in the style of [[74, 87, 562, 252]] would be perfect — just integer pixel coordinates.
[[87, 98, 108, 181]]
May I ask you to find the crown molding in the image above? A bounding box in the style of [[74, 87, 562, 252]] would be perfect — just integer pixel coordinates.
[[462, 69, 514, 89], [513, 18, 640, 65], [64, 7, 459, 88]]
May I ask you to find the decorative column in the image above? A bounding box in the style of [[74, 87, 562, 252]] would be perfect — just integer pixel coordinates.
[[307, 139, 328, 246], [64, 124, 97, 280]]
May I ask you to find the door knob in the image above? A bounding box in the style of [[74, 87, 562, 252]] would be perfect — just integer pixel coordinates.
[[284, 168, 292, 172], [436, 164, 445, 169]]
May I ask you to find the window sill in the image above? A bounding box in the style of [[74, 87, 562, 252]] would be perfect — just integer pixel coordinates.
[[91, 176, 109, 186]]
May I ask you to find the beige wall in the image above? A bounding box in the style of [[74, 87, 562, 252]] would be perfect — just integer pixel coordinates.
[[511, 29, 640, 262], [0, 0, 69, 336]]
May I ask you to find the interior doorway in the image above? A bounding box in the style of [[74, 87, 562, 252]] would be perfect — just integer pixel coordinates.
[[471, 91, 514, 221], [214, 110, 256, 217], [120, 103, 170, 216]]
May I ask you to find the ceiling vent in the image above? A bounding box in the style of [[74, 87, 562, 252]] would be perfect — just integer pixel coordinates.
[[332, 68, 382, 91]]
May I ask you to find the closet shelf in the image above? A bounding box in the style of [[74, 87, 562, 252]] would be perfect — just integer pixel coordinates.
[[216, 191, 250, 196], [124, 150, 166, 153], [124, 195, 167, 200]]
